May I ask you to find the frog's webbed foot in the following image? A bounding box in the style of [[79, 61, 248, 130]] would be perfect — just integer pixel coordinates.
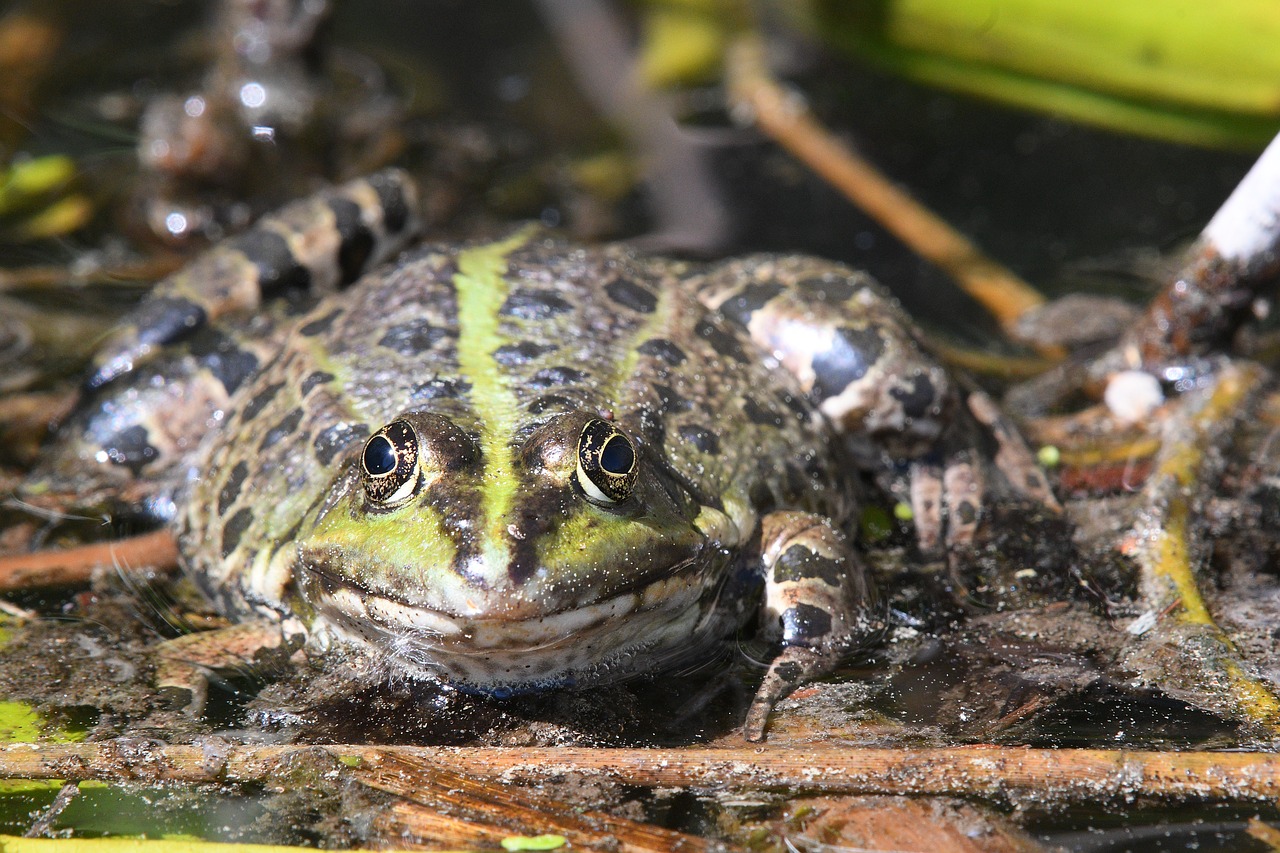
[[155, 621, 303, 715], [746, 510, 883, 741], [744, 645, 826, 742], [908, 388, 1061, 558]]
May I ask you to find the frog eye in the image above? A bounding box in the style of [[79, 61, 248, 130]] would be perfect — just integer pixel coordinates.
[[576, 418, 637, 504], [361, 420, 420, 505]]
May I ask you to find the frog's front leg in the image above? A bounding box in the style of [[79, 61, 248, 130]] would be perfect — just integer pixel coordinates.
[[744, 510, 880, 742]]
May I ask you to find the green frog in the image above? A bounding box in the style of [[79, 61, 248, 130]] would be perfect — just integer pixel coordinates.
[[31, 170, 1057, 740]]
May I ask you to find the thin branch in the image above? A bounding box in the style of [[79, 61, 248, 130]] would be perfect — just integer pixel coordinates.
[[1126, 361, 1280, 730], [5, 741, 1280, 804], [534, 0, 731, 251], [366, 751, 729, 852], [725, 36, 1056, 353], [0, 530, 178, 593]]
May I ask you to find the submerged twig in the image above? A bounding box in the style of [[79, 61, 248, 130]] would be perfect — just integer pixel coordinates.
[[725, 36, 1054, 351], [5, 741, 1280, 804], [0, 530, 178, 593], [22, 782, 80, 839]]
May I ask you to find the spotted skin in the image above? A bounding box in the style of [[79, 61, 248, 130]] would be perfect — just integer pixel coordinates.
[[693, 254, 1061, 558], [38, 174, 1059, 740], [86, 169, 420, 391], [28, 171, 419, 522]]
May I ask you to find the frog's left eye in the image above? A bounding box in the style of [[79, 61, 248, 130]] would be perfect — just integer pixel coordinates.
[[361, 419, 420, 505], [576, 418, 637, 504]]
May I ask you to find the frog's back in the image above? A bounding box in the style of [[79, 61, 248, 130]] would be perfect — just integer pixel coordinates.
[[181, 231, 845, 619]]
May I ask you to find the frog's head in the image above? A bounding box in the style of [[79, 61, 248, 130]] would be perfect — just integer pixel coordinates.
[[295, 409, 733, 689]]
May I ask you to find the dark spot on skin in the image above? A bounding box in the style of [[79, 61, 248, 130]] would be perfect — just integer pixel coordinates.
[[408, 377, 471, 404], [954, 500, 978, 525], [329, 197, 376, 284], [132, 297, 209, 351], [637, 338, 686, 366], [694, 318, 749, 363], [889, 373, 938, 421], [528, 366, 588, 389], [187, 328, 260, 395], [260, 407, 305, 451], [218, 461, 249, 516], [298, 309, 342, 337], [638, 407, 666, 451], [811, 325, 886, 399], [772, 660, 803, 685], [231, 229, 311, 298], [777, 390, 811, 422], [301, 371, 335, 397], [604, 276, 657, 314], [781, 603, 833, 645], [804, 453, 828, 481], [313, 422, 367, 466], [716, 281, 784, 327], [499, 288, 572, 320], [221, 507, 254, 558], [1026, 472, 1045, 491], [378, 319, 448, 356], [493, 341, 558, 366], [241, 381, 285, 422], [774, 544, 844, 586], [103, 425, 160, 477], [743, 397, 784, 427], [677, 424, 719, 454], [528, 395, 575, 415], [653, 383, 692, 413], [749, 480, 776, 512], [784, 463, 811, 497], [367, 171, 412, 234], [798, 275, 857, 303]]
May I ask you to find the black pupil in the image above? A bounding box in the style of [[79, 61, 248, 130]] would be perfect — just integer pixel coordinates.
[[599, 436, 634, 474], [363, 435, 397, 476]]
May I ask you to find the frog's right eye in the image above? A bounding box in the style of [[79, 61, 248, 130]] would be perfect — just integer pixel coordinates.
[[361, 420, 420, 505]]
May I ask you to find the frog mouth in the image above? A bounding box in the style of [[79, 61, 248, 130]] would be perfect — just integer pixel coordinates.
[[298, 558, 715, 685]]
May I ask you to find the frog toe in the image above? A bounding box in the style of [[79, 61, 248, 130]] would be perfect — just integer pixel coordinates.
[[904, 388, 1060, 559], [966, 389, 1060, 511], [743, 645, 827, 741]]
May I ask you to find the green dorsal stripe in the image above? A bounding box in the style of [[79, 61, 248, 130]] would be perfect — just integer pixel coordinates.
[[453, 227, 536, 554]]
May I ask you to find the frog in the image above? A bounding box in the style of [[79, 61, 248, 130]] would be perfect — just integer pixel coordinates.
[[26, 169, 1059, 741]]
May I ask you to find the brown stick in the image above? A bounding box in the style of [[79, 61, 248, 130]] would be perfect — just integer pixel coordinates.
[[1125, 361, 1280, 730], [725, 37, 1054, 350], [367, 751, 729, 852], [0, 530, 178, 592], [6, 741, 1280, 804]]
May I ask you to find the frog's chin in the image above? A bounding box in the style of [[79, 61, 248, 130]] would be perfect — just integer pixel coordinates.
[[303, 563, 725, 690]]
